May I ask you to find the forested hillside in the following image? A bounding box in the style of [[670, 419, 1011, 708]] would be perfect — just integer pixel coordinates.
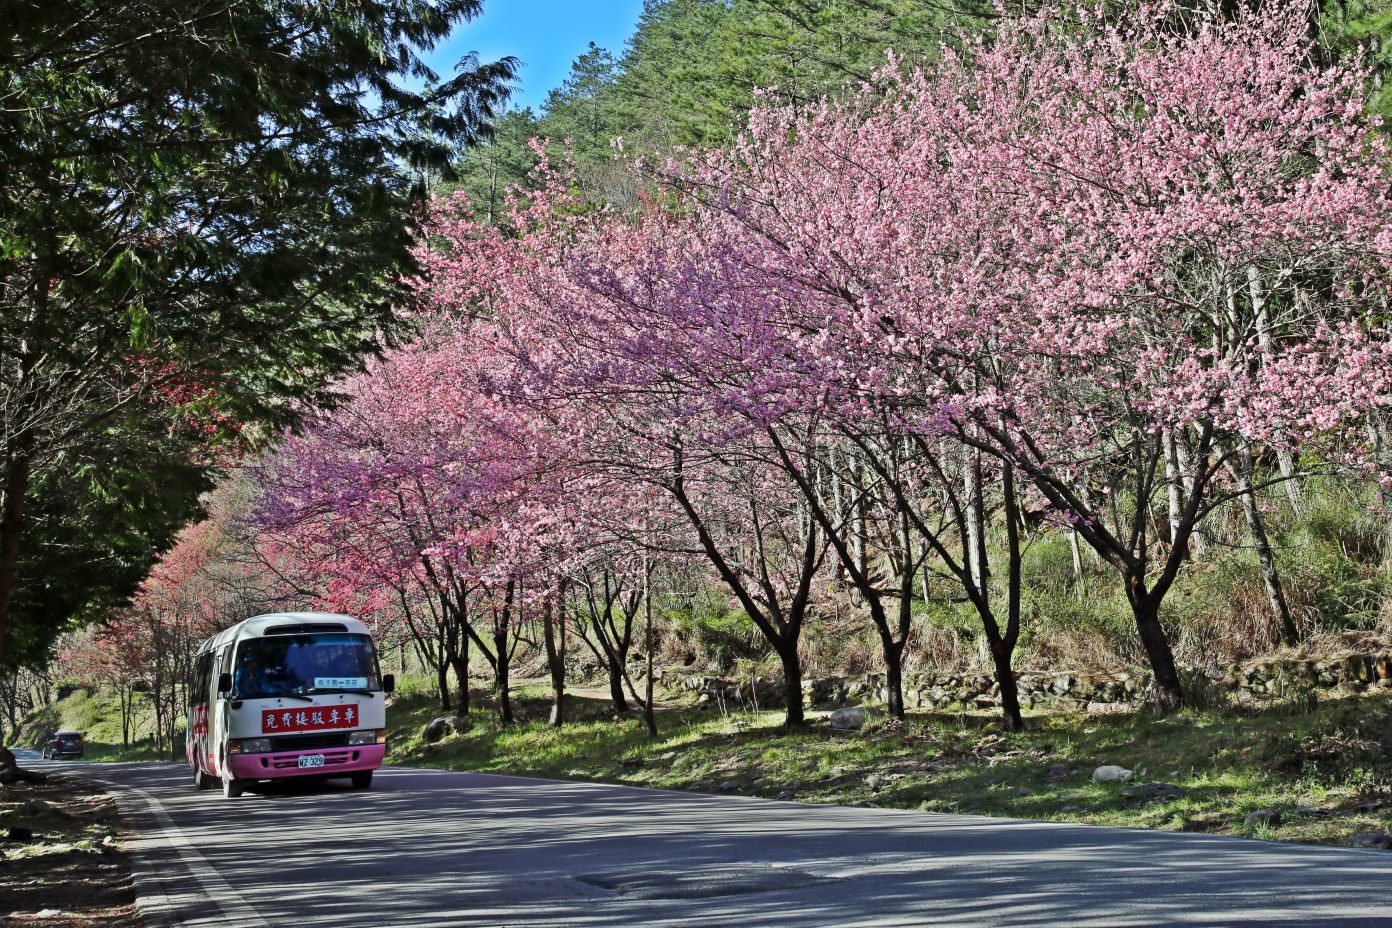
[[447, 0, 997, 210], [450, 0, 1392, 207]]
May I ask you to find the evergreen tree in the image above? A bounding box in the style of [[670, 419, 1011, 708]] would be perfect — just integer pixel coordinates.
[[0, 0, 517, 668]]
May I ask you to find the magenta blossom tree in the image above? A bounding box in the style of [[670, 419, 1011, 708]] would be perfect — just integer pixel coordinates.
[[252, 322, 577, 723], [326, 0, 1392, 729], [632, 0, 1392, 710]]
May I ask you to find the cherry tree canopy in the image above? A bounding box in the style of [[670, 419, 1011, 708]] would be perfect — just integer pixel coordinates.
[[434, 0, 1392, 711]]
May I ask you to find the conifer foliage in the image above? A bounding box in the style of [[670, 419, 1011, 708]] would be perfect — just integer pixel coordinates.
[[0, 0, 517, 669]]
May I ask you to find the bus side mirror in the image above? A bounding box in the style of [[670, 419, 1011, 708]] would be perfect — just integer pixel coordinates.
[[382, 674, 395, 695], [217, 673, 232, 695]]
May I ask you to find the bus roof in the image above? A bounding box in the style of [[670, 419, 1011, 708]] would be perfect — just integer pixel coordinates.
[[196, 612, 370, 654]]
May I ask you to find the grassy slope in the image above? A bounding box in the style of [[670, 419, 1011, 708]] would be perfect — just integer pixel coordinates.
[[21, 670, 1392, 848], [387, 678, 1392, 848], [19, 688, 166, 761]]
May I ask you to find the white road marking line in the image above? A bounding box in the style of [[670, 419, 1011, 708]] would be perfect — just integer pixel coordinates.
[[89, 773, 271, 928], [131, 785, 272, 927]]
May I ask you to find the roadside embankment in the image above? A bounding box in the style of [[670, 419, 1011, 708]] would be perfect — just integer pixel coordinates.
[[0, 760, 142, 927], [20, 671, 1392, 852], [387, 679, 1392, 850]]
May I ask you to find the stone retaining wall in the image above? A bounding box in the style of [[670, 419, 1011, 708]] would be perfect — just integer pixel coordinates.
[[657, 668, 789, 708], [656, 650, 1392, 712]]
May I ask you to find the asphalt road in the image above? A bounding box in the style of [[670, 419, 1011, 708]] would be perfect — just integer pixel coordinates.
[[18, 749, 1392, 927]]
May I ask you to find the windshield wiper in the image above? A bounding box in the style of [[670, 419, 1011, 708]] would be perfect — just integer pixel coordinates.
[[246, 692, 314, 702], [314, 688, 377, 697]]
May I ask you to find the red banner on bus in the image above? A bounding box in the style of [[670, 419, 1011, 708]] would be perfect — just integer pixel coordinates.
[[261, 705, 359, 733]]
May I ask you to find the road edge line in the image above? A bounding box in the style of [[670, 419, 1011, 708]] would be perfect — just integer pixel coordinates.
[[93, 774, 271, 928]]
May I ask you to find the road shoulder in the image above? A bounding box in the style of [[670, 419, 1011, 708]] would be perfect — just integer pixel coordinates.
[[85, 773, 269, 928], [0, 763, 141, 926]]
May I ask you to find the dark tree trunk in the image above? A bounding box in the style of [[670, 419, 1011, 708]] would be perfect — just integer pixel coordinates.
[[494, 631, 513, 726], [543, 598, 565, 729], [878, 627, 906, 720], [778, 643, 805, 728], [607, 653, 629, 714], [642, 566, 657, 737], [991, 644, 1024, 731], [456, 617, 470, 714], [993, 459, 1025, 732], [1243, 498, 1298, 646], [860, 588, 909, 721], [449, 592, 471, 714], [435, 661, 451, 712], [1130, 592, 1184, 711], [1233, 447, 1298, 646], [449, 655, 469, 716], [153, 675, 164, 754], [0, 449, 32, 671]]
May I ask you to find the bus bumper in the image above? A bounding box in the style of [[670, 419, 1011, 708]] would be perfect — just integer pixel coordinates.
[[228, 744, 385, 781]]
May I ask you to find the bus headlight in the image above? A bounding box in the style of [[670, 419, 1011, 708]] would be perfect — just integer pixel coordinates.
[[234, 738, 272, 755], [348, 729, 386, 746]]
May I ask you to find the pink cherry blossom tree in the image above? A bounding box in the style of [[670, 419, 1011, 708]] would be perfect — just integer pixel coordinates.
[[252, 321, 579, 725], [236, 0, 1392, 732], [628, 0, 1392, 712], [466, 0, 1392, 719], [923, 3, 1392, 708], [408, 168, 835, 728]]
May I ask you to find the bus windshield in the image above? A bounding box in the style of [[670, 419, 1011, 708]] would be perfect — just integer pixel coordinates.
[[233, 633, 380, 698]]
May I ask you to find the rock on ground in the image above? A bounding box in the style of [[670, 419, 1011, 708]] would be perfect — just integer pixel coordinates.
[[1085, 702, 1132, 716], [1244, 808, 1282, 828], [829, 707, 868, 730], [1092, 765, 1134, 784], [422, 716, 469, 744], [1347, 832, 1392, 850]]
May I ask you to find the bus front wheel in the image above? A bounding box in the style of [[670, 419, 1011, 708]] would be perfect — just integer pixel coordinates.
[[350, 771, 372, 790], [193, 760, 215, 791], [220, 757, 244, 798]]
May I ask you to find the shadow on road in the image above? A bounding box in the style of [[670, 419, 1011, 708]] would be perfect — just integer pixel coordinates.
[[64, 759, 1392, 928]]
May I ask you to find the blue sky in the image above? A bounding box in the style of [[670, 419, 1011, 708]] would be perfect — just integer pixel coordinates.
[[423, 1, 647, 113]]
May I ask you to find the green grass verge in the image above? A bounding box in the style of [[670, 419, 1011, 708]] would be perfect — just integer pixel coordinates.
[[21, 673, 1392, 847], [388, 681, 1392, 848], [17, 687, 172, 762]]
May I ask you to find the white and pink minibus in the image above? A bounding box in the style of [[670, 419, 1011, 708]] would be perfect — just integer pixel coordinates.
[[186, 612, 394, 798]]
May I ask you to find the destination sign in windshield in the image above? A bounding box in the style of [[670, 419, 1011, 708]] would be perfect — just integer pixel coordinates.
[[315, 676, 368, 689]]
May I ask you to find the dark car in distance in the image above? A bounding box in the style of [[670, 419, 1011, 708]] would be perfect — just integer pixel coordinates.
[[42, 731, 84, 760]]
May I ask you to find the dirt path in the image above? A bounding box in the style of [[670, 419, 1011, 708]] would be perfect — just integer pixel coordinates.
[[511, 675, 677, 709]]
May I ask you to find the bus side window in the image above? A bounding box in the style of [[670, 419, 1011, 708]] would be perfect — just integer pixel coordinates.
[[191, 653, 211, 707]]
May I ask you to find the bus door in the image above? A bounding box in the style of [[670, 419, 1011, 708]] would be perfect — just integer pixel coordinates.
[[188, 650, 214, 768]]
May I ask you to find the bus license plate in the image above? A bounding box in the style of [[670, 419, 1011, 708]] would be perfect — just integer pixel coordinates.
[[297, 754, 325, 769]]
